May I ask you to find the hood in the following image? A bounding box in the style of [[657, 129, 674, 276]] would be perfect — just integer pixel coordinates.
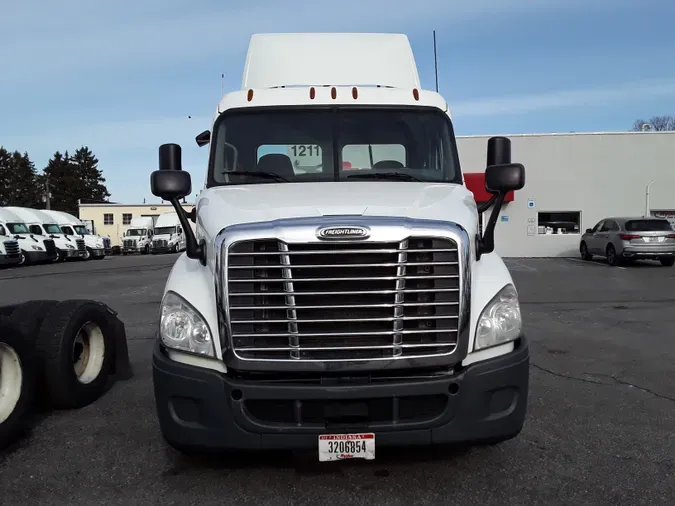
[[82, 235, 104, 247], [153, 234, 176, 241], [197, 181, 478, 238]]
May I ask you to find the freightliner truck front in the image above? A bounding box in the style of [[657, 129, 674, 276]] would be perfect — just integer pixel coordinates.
[[150, 33, 529, 461]]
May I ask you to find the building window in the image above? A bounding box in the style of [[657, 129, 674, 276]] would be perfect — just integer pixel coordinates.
[[104, 213, 114, 225], [537, 211, 581, 235], [122, 213, 132, 225]]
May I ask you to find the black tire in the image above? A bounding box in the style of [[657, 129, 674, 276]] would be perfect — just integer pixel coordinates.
[[10, 300, 59, 344], [606, 244, 620, 266], [0, 304, 20, 318], [660, 257, 675, 267], [35, 300, 117, 409], [173, 243, 179, 254], [19, 250, 29, 266], [0, 317, 38, 450], [580, 242, 592, 261]]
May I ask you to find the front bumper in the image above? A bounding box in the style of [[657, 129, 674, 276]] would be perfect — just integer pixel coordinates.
[[88, 248, 105, 258], [60, 248, 81, 259], [26, 250, 51, 263], [152, 336, 530, 452], [0, 254, 21, 266]]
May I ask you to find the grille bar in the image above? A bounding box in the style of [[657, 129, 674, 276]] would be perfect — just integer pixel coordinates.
[[226, 236, 461, 363]]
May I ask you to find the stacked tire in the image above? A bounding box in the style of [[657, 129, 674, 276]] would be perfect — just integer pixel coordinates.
[[0, 299, 127, 450]]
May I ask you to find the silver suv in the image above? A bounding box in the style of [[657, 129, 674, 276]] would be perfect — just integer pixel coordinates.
[[580, 217, 675, 267]]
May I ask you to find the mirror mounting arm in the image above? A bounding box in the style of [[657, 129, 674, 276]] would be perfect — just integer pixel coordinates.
[[169, 198, 205, 265], [477, 192, 507, 260]]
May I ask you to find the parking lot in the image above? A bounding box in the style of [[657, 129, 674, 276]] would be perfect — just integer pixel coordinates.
[[0, 254, 674, 506]]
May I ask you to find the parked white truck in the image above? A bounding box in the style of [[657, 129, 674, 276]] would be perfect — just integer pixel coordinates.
[[0, 218, 22, 267], [150, 33, 528, 461], [0, 208, 58, 265], [151, 212, 186, 254], [5, 207, 83, 261], [41, 210, 106, 260], [122, 216, 154, 254]]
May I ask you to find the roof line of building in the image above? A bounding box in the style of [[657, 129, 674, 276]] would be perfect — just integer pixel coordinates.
[[457, 130, 675, 139], [79, 203, 195, 208]]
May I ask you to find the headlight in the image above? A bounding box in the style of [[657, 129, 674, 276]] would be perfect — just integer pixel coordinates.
[[159, 291, 215, 356], [66, 244, 75, 249], [31, 245, 43, 251], [474, 284, 522, 351]]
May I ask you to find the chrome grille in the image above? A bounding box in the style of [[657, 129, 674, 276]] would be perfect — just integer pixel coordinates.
[[123, 239, 136, 249], [226, 237, 460, 362], [75, 238, 86, 254], [102, 237, 111, 249], [3, 240, 20, 257], [153, 239, 168, 249]]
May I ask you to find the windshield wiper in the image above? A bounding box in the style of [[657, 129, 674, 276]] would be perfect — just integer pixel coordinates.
[[346, 172, 421, 182], [222, 170, 288, 182]]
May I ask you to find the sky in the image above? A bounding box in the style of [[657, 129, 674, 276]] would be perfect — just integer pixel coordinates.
[[1, 0, 674, 204]]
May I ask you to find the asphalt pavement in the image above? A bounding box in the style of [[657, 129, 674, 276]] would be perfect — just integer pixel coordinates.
[[0, 254, 674, 506]]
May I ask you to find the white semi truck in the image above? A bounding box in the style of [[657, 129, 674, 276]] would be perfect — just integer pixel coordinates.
[[41, 209, 106, 260], [5, 207, 83, 261], [149, 33, 528, 461], [0, 220, 22, 267], [122, 216, 154, 255], [0, 208, 58, 265], [151, 212, 186, 254]]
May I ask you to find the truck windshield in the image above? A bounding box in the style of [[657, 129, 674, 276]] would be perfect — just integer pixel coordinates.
[[73, 225, 90, 235], [7, 223, 30, 234], [44, 224, 62, 234], [208, 107, 462, 186], [154, 226, 176, 235], [126, 229, 146, 236]]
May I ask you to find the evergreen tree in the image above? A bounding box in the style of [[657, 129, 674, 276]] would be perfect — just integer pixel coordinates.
[[0, 148, 41, 207], [43, 147, 110, 215], [0, 147, 11, 206]]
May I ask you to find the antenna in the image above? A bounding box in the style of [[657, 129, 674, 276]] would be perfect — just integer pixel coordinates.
[[221, 73, 225, 95], [433, 30, 439, 92]]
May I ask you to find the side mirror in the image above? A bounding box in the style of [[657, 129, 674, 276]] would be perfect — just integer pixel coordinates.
[[150, 144, 192, 200], [477, 137, 526, 259], [151, 143, 204, 265], [585, 228, 593, 234], [485, 163, 525, 193], [196, 130, 211, 147]]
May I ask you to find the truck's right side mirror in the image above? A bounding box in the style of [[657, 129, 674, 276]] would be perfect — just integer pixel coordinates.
[[150, 144, 192, 201], [150, 143, 205, 265]]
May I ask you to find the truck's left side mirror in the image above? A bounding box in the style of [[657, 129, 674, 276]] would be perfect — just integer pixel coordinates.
[[150, 144, 192, 200], [485, 163, 525, 193]]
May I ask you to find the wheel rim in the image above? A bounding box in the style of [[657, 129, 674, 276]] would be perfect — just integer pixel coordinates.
[[608, 248, 615, 263], [72, 321, 106, 384], [84, 249, 91, 260], [0, 343, 23, 424], [19, 252, 25, 265]]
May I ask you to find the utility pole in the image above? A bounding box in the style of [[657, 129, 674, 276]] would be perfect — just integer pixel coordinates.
[[43, 174, 52, 209]]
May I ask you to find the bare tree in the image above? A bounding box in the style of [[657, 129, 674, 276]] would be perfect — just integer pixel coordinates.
[[632, 115, 675, 131]]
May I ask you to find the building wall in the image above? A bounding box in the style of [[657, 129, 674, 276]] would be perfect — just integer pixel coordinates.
[[456, 131, 675, 258], [79, 203, 194, 246]]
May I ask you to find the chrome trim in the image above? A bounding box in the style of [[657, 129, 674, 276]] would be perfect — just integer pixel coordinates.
[[213, 215, 472, 372]]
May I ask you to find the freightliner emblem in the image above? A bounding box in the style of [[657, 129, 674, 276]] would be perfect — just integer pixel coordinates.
[[316, 225, 370, 240]]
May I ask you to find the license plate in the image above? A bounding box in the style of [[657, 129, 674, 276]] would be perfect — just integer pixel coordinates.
[[318, 433, 375, 462], [644, 237, 656, 242]]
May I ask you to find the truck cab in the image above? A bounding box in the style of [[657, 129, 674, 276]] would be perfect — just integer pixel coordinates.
[[149, 33, 527, 460], [40, 209, 106, 260], [122, 216, 154, 254], [5, 207, 82, 261], [151, 212, 186, 254], [0, 208, 58, 265], [0, 223, 21, 267]]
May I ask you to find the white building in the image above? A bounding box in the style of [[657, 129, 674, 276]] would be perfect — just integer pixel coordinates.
[[457, 131, 675, 257]]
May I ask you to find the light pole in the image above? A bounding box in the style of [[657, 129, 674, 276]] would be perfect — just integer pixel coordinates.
[[645, 180, 655, 217]]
